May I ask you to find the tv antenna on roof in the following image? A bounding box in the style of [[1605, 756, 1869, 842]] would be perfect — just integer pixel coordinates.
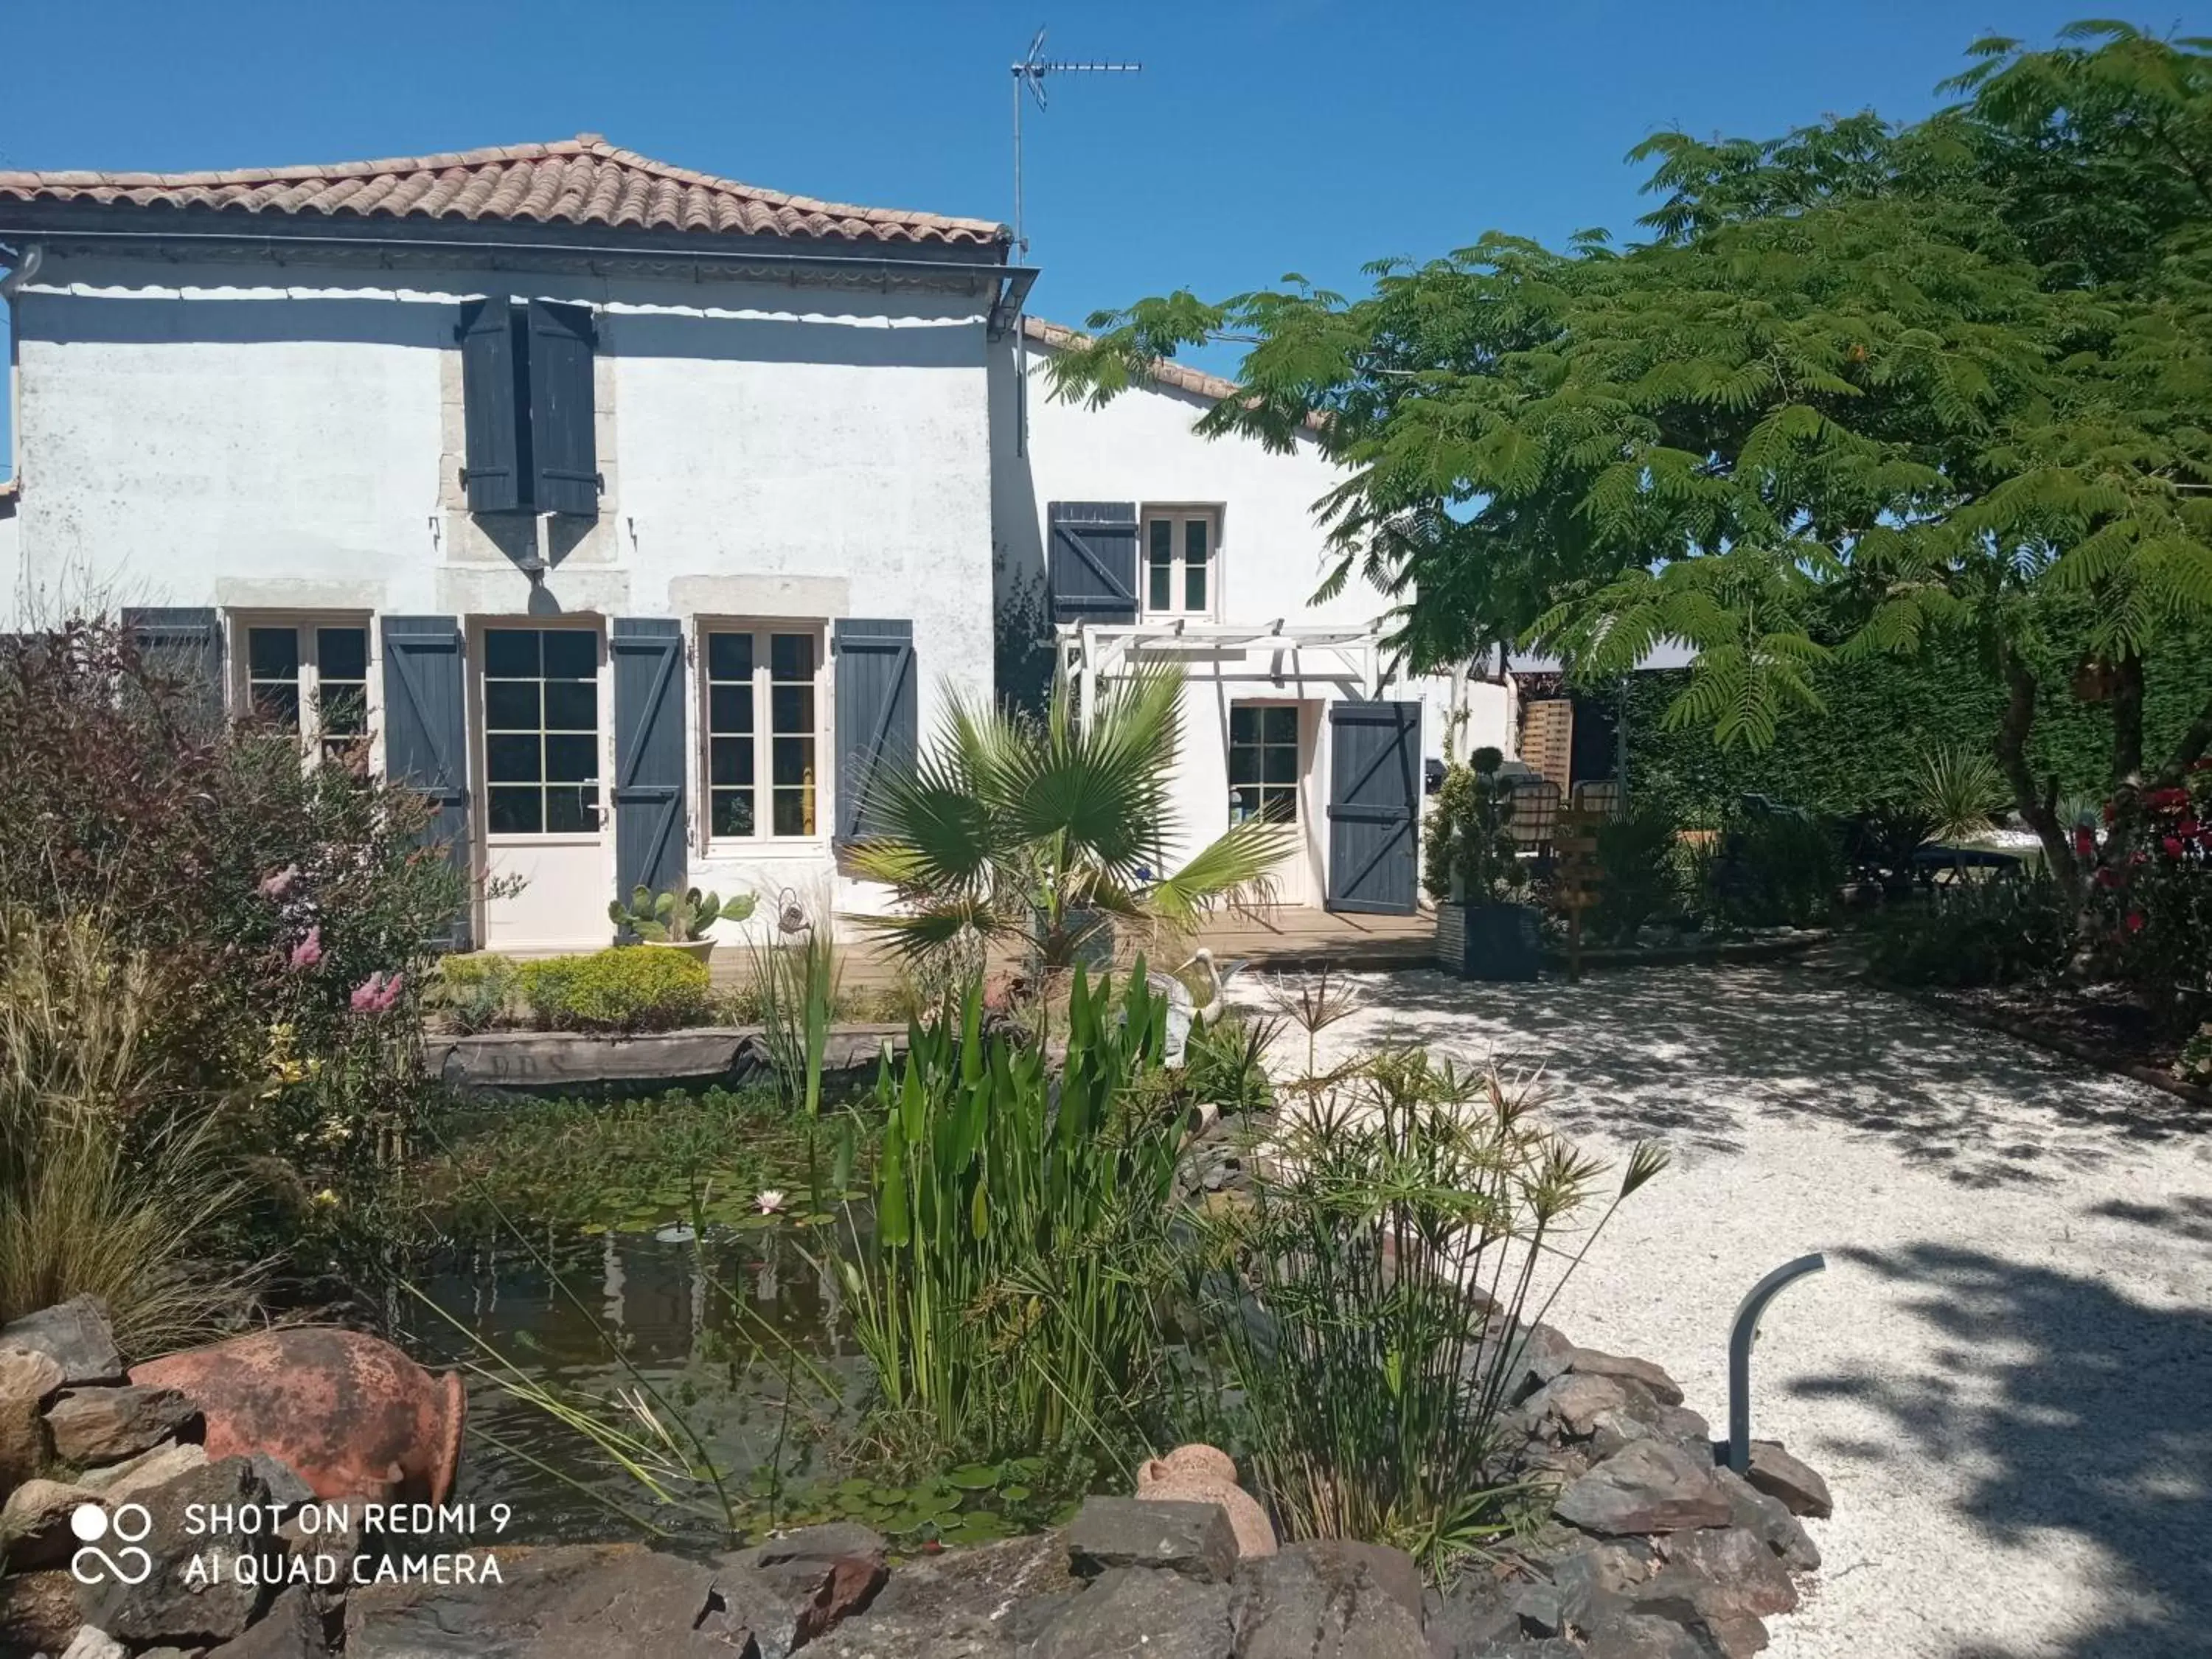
[[1011, 27, 1141, 262]]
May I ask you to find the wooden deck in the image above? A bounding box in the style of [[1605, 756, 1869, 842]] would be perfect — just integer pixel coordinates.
[[709, 905, 1436, 995]]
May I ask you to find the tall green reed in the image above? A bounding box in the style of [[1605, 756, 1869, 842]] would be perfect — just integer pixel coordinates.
[[839, 962, 1184, 1464]]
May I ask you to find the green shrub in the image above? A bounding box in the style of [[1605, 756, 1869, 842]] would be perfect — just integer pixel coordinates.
[[1590, 799, 1686, 942], [1863, 876, 2072, 987], [519, 948, 712, 1033], [1422, 748, 1526, 905], [1700, 807, 1845, 930], [433, 954, 521, 1034]]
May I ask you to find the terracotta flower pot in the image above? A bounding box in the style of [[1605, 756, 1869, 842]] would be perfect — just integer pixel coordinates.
[[131, 1327, 465, 1504]]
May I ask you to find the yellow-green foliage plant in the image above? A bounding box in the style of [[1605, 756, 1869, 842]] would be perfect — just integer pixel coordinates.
[[518, 948, 712, 1033], [0, 908, 252, 1355]]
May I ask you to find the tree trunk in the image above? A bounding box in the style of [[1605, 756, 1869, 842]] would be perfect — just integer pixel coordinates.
[[2110, 654, 2146, 796], [1996, 647, 2076, 893], [2152, 684, 2212, 787]]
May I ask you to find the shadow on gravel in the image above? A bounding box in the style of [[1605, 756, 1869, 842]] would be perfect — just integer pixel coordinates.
[[1251, 964, 2207, 1187], [1795, 1244, 2212, 1659]]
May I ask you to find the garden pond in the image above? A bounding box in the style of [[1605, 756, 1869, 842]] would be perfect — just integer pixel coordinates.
[[378, 1086, 1072, 1549]]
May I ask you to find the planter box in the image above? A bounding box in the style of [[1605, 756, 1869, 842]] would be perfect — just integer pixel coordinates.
[[1436, 900, 1542, 981]]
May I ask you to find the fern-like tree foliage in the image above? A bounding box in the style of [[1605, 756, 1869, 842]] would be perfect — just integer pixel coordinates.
[[1047, 21, 2212, 901]]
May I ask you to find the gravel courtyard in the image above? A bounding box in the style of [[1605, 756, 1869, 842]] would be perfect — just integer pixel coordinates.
[[1235, 960, 2212, 1659]]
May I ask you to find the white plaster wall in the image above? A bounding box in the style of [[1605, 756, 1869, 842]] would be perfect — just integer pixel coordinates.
[[0, 506, 16, 623], [990, 334, 1512, 904], [11, 252, 996, 942]]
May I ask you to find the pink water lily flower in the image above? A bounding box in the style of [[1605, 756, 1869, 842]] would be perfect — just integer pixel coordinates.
[[259, 863, 302, 900], [349, 971, 405, 1014], [288, 926, 324, 971]]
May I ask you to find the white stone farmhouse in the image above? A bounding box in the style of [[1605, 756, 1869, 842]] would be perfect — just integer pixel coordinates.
[[0, 136, 1502, 951]]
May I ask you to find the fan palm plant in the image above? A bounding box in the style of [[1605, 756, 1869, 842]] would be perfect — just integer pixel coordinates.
[[849, 665, 1293, 970]]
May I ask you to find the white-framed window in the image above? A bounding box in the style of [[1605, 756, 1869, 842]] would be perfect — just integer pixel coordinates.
[[233, 615, 374, 768], [481, 625, 603, 837], [702, 622, 827, 842], [1142, 505, 1221, 619], [1228, 702, 1301, 825]]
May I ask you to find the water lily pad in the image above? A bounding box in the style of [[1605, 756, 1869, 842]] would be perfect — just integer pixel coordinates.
[[871, 1485, 908, 1506], [1001, 1484, 1032, 1503], [837, 1478, 876, 1499], [943, 1511, 1011, 1544], [946, 1464, 1000, 1492]]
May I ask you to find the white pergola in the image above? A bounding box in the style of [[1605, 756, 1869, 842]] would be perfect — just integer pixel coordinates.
[[1054, 619, 1389, 714]]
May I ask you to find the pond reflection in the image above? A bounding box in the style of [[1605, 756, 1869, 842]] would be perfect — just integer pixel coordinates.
[[391, 1215, 872, 1543]]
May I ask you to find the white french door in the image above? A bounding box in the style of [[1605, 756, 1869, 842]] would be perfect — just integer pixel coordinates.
[[476, 622, 613, 950]]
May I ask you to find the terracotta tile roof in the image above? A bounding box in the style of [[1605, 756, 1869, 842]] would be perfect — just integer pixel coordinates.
[[0, 134, 1006, 248], [1023, 315, 1327, 434]]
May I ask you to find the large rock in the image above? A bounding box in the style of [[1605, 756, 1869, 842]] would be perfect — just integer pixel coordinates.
[[713, 1521, 891, 1653], [1466, 1321, 1574, 1405], [1, 1475, 100, 1568], [0, 1346, 63, 1489], [0, 1568, 83, 1658], [58, 1625, 128, 1659], [204, 1584, 329, 1658], [1711, 1469, 1819, 1573], [1583, 1611, 1728, 1659], [1523, 1372, 1661, 1441], [1554, 1442, 1733, 1536], [0, 1298, 125, 1388], [1032, 1566, 1234, 1659], [77, 1454, 273, 1646], [1663, 1526, 1798, 1618], [347, 1543, 729, 1659], [44, 1385, 203, 1467], [78, 1439, 207, 1500], [1564, 1347, 1686, 1408], [1068, 1496, 1239, 1584], [1425, 1570, 1520, 1655], [1231, 1538, 1429, 1658], [703, 1545, 890, 1659], [1742, 1441, 1832, 1520], [820, 1529, 1069, 1657]]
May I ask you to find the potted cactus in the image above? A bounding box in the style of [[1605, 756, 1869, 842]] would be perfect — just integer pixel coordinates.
[[608, 886, 755, 964]]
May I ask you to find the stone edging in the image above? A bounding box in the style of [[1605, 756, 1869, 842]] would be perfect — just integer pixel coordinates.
[[421, 1022, 909, 1098], [1888, 987, 2212, 1113]]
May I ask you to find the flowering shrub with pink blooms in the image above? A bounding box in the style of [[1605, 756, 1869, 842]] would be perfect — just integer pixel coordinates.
[[0, 616, 470, 1216], [2089, 762, 2212, 1023]]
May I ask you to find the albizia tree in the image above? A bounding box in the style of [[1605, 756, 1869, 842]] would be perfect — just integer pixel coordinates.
[[1048, 21, 2212, 920]]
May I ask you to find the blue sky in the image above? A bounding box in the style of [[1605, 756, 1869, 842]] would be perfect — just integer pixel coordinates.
[[4, 1, 2197, 473]]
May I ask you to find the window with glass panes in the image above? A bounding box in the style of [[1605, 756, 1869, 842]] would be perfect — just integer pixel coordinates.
[[705, 627, 821, 839], [1143, 508, 1217, 616], [1228, 703, 1300, 824], [482, 627, 601, 835], [240, 620, 371, 765]]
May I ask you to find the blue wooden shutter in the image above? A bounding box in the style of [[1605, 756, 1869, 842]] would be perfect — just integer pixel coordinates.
[[1325, 700, 1422, 915], [527, 300, 599, 518], [832, 619, 917, 843], [458, 297, 524, 513], [380, 616, 474, 950], [611, 619, 687, 910], [1046, 502, 1139, 625], [121, 607, 223, 726]]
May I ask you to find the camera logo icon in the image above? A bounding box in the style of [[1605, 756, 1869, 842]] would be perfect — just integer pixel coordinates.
[[69, 1502, 154, 1586]]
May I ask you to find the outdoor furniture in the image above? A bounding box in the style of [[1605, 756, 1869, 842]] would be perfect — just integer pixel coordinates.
[[1912, 842, 2025, 889]]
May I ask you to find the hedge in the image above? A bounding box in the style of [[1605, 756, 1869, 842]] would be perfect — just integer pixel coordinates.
[[1615, 633, 2212, 824]]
